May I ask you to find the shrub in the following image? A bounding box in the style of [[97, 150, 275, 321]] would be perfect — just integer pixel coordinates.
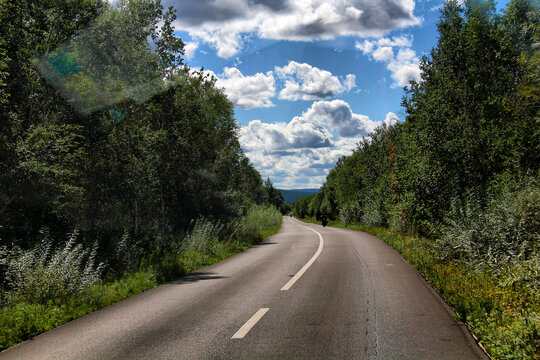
[[177, 218, 224, 256], [112, 230, 145, 274], [361, 198, 385, 227], [240, 204, 281, 238], [437, 176, 539, 274], [386, 202, 406, 233], [4, 230, 104, 304], [339, 201, 362, 225]]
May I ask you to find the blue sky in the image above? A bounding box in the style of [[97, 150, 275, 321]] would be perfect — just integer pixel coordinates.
[[166, 0, 510, 189]]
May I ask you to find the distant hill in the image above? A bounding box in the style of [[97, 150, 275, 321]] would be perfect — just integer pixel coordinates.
[[279, 189, 320, 203]]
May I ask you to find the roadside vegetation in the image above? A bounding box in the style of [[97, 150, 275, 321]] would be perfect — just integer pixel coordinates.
[[0, 0, 286, 351], [294, 1, 539, 359], [0, 204, 282, 350]]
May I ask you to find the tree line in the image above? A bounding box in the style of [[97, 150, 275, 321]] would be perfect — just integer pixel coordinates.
[[293, 0, 539, 268], [0, 0, 282, 269]]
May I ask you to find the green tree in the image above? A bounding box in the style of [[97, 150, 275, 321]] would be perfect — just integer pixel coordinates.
[[0, 0, 268, 256], [235, 156, 266, 208], [397, 0, 538, 229], [292, 195, 315, 219], [317, 0, 538, 235], [0, 0, 103, 244], [263, 177, 285, 212]]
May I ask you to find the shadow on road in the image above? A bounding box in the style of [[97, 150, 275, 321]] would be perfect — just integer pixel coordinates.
[[169, 272, 227, 285]]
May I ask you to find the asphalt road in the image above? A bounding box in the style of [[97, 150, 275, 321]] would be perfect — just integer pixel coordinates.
[[1, 217, 488, 359]]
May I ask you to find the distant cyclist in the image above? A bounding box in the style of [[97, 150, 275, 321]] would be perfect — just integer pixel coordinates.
[[321, 214, 328, 227]]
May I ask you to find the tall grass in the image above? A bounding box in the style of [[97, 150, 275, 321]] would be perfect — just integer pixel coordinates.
[[173, 204, 281, 258], [177, 218, 224, 255], [239, 204, 282, 240], [3, 230, 104, 305], [436, 176, 539, 295], [365, 227, 539, 360], [113, 230, 145, 274]]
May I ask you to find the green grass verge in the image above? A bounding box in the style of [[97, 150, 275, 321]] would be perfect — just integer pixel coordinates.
[[297, 217, 539, 360], [0, 217, 282, 351], [259, 221, 282, 241]]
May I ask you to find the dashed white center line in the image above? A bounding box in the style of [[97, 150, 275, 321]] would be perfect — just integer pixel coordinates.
[[231, 308, 270, 339], [231, 221, 323, 340], [280, 223, 324, 291]]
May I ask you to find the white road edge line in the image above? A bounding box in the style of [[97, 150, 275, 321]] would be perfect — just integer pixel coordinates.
[[231, 308, 270, 339], [280, 223, 324, 291]]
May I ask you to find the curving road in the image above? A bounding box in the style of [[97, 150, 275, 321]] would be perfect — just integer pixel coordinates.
[[1, 217, 488, 359]]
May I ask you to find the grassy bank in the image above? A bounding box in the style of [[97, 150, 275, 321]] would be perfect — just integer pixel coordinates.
[[0, 207, 282, 350], [298, 217, 539, 360]]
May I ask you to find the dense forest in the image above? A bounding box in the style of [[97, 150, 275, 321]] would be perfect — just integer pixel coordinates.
[[0, 0, 284, 347], [294, 0, 538, 270], [0, 0, 274, 249]]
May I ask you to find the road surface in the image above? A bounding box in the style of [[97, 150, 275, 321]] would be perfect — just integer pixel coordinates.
[[1, 217, 488, 359]]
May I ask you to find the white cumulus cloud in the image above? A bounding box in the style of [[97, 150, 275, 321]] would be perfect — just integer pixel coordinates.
[[356, 35, 421, 88], [345, 74, 356, 91], [387, 60, 421, 87], [275, 61, 356, 101], [240, 117, 332, 152], [191, 62, 357, 110], [167, 0, 421, 58], [372, 46, 394, 61], [213, 67, 275, 110], [301, 100, 378, 137], [397, 47, 416, 61], [355, 39, 374, 54], [184, 42, 198, 60], [384, 112, 399, 127], [377, 36, 412, 48], [239, 100, 397, 188]]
